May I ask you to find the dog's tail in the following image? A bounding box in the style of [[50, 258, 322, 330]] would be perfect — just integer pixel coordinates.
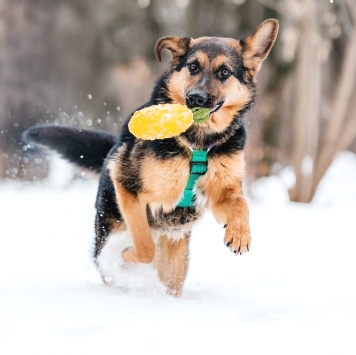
[[23, 125, 117, 174]]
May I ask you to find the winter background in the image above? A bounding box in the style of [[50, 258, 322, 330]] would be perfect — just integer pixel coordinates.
[[1, 151, 355, 355], [1, 1, 355, 354]]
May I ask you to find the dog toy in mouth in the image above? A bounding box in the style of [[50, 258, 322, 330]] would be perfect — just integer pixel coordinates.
[[128, 104, 211, 140]]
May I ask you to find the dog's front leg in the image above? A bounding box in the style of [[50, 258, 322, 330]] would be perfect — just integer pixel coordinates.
[[115, 184, 155, 263], [211, 187, 251, 255]]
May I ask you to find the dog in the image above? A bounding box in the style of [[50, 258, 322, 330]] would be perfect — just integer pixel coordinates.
[[23, 19, 279, 297]]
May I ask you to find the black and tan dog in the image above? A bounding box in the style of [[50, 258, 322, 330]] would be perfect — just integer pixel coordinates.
[[24, 19, 279, 296]]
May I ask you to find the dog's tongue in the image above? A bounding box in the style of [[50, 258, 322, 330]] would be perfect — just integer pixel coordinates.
[[192, 107, 210, 123]]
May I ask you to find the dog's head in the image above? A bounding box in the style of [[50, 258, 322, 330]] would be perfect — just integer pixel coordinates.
[[155, 19, 279, 134]]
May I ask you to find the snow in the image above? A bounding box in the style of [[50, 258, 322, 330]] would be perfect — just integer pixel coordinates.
[[1, 152, 356, 355]]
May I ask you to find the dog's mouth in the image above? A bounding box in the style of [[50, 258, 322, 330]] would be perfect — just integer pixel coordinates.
[[190, 100, 224, 125], [210, 100, 224, 114]]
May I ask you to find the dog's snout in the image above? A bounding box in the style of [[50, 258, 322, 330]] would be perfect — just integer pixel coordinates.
[[186, 90, 210, 108]]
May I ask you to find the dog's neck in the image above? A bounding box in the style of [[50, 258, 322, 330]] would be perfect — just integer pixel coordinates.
[[179, 115, 244, 151], [177, 136, 217, 152]]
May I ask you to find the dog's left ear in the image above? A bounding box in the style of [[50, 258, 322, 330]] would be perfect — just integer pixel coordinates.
[[241, 19, 279, 74], [155, 36, 191, 65]]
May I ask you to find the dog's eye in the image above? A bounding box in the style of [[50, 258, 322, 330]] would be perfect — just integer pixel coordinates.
[[222, 69, 230, 77], [188, 62, 199, 74], [218, 68, 231, 79]]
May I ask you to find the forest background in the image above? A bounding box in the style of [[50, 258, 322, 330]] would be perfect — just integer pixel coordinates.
[[1, 0, 355, 202]]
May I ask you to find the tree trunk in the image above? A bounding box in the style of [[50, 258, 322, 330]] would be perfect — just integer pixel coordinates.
[[289, 0, 322, 202], [312, 25, 356, 192]]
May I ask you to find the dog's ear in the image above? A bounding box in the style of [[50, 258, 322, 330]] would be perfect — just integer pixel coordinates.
[[241, 19, 279, 74], [155, 36, 191, 65]]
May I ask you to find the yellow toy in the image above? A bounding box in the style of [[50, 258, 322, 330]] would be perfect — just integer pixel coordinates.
[[128, 104, 210, 140]]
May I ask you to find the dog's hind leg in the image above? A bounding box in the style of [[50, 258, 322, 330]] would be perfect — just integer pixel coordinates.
[[94, 212, 126, 259], [94, 211, 127, 285], [94, 211, 111, 260], [155, 234, 190, 297], [94, 171, 126, 261]]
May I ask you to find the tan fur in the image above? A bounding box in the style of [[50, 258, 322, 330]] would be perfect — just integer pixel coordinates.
[[199, 152, 251, 253], [114, 182, 156, 263], [243, 19, 279, 75], [155, 235, 189, 297], [140, 155, 190, 211], [209, 82, 252, 133], [155, 36, 190, 65], [211, 55, 233, 69], [164, 71, 187, 105], [107, 148, 156, 263]]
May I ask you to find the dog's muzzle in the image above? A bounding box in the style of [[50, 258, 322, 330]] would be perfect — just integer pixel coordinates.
[[186, 90, 211, 109], [186, 90, 224, 114]]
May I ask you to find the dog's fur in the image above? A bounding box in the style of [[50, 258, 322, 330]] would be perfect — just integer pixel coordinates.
[[23, 19, 278, 297]]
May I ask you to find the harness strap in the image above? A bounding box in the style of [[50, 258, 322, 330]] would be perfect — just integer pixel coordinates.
[[177, 149, 208, 208]]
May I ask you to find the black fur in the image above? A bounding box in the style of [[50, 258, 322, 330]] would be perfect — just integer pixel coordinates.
[[23, 126, 117, 174], [94, 171, 122, 259]]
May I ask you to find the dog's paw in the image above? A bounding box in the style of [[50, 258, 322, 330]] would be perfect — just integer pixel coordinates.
[[121, 246, 155, 264], [223, 221, 251, 255], [122, 247, 138, 263]]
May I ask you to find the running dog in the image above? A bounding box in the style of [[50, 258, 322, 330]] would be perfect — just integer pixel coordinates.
[[24, 19, 279, 297]]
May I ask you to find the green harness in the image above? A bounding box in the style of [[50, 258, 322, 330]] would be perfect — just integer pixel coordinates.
[[177, 149, 209, 208]]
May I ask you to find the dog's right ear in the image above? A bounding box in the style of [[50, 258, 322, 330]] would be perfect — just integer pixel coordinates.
[[155, 37, 191, 65]]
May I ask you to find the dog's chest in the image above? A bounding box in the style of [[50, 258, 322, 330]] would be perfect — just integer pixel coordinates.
[[141, 152, 242, 210], [141, 155, 190, 208], [113, 140, 244, 212]]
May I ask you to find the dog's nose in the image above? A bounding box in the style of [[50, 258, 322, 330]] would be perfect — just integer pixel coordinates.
[[186, 90, 210, 108]]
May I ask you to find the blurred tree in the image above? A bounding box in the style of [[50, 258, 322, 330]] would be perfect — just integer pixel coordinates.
[[0, 0, 355, 205], [310, 0, 356, 201], [0, 0, 61, 179], [282, 0, 356, 202]]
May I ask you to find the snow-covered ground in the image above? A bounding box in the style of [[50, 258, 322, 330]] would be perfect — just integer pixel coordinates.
[[1, 152, 356, 355]]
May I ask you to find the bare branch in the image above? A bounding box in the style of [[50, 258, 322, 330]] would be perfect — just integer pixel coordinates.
[[255, 0, 297, 20], [255, 0, 285, 14], [313, 25, 356, 187], [337, 0, 353, 36], [344, 0, 356, 23], [337, 99, 356, 152]]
